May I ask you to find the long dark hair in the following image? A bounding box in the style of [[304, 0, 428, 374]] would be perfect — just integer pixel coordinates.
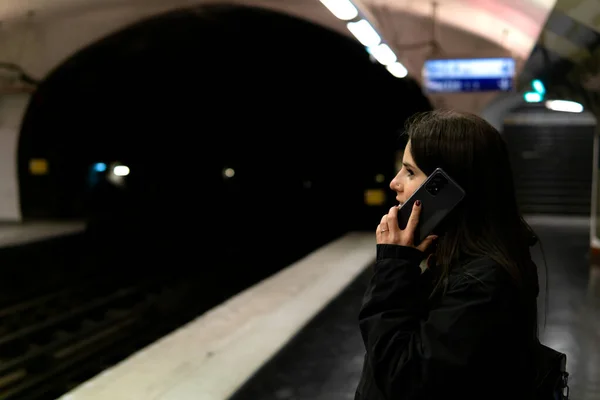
[[404, 110, 540, 304]]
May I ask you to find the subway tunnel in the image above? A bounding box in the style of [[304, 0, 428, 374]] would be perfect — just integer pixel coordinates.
[[18, 4, 432, 273]]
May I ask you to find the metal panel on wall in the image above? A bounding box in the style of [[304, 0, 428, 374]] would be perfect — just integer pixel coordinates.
[[503, 111, 595, 215]]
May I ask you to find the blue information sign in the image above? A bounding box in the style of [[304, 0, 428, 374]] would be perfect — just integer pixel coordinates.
[[422, 58, 515, 93]]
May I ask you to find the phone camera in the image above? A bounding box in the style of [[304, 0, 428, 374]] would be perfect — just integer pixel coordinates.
[[425, 174, 448, 196], [426, 183, 440, 195]]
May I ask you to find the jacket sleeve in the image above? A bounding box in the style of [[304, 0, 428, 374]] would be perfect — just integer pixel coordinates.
[[358, 244, 508, 399]]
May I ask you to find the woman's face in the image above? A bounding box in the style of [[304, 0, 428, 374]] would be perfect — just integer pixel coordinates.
[[390, 141, 428, 206]]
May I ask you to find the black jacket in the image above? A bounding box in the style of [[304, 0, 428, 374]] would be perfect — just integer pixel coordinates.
[[355, 244, 537, 400]]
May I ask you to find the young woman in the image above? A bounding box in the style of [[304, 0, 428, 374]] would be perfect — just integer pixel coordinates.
[[355, 110, 540, 400]]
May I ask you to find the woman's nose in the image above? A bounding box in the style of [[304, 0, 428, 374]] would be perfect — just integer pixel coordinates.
[[390, 178, 400, 192]]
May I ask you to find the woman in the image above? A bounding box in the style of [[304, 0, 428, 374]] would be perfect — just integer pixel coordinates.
[[355, 110, 540, 400]]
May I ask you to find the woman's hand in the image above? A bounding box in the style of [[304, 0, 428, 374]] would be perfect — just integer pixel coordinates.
[[376, 201, 437, 252]]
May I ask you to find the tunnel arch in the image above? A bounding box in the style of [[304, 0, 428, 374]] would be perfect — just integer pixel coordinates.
[[18, 4, 432, 273]]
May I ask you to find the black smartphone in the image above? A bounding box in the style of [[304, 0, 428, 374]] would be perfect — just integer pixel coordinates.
[[397, 168, 466, 245]]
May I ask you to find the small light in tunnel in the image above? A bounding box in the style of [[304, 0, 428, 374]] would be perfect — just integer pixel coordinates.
[[386, 62, 408, 78], [223, 168, 235, 178], [93, 162, 107, 172], [524, 92, 542, 103], [375, 174, 385, 183], [367, 44, 397, 66], [365, 189, 386, 206], [319, 0, 358, 21], [113, 165, 130, 176], [29, 159, 49, 175], [545, 100, 584, 113], [347, 19, 381, 47]]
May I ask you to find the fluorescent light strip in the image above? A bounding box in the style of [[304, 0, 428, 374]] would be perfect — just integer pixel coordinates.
[[318, 0, 358, 21]]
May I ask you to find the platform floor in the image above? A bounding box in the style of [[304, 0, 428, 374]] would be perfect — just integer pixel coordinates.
[[0, 221, 85, 247], [231, 216, 600, 400]]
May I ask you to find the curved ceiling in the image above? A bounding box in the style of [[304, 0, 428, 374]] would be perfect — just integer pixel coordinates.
[[0, 0, 555, 89], [0, 0, 352, 81], [363, 0, 555, 60]]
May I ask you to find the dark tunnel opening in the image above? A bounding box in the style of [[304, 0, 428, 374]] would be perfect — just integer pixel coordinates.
[[18, 4, 432, 305]]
